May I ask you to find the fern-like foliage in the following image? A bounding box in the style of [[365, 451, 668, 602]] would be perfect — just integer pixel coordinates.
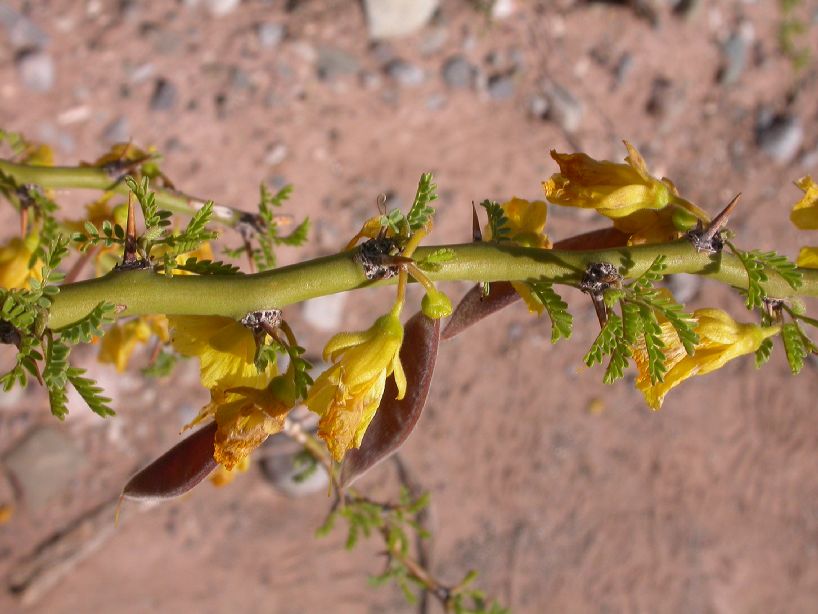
[[406, 172, 437, 232], [478, 200, 511, 242], [728, 244, 803, 310], [69, 368, 114, 417], [225, 183, 310, 271], [755, 337, 774, 368], [528, 281, 573, 343], [56, 302, 116, 344], [170, 257, 241, 275]]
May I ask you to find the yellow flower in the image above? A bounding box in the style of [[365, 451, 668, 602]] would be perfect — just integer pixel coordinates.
[[168, 315, 275, 389], [483, 197, 552, 314], [543, 142, 708, 245], [790, 176, 818, 230], [0, 232, 41, 290], [305, 308, 406, 462], [634, 308, 779, 410], [98, 315, 170, 372], [789, 177, 818, 268]]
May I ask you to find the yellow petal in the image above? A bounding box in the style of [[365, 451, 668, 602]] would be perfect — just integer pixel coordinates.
[[790, 176, 818, 230], [797, 247, 818, 268], [169, 315, 274, 389]]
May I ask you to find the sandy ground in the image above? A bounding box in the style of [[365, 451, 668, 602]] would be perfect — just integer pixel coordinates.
[[1, 0, 818, 612]]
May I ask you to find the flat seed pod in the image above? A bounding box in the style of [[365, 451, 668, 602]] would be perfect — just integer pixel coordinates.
[[341, 312, 440, 487], [442, 281, 519, 341], [122, 422, 218, 502]]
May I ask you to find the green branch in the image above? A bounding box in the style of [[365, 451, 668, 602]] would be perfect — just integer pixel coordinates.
[[46, 239, 818, 329], [0, 159, 245, 226]]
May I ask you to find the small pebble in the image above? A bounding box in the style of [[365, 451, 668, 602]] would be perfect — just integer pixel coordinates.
[[101, 116, 130, 143], [757, 114, 803, 164], [264, 142, 288, 166], [718, 25, 752, 85], [315, 46, 360, 81], [0, 5, 50, 49], [542, 80, 583, 133], [203, 0, 240, 16], [150, 77, 178, 111], [257, 22, 285, 48], [441, 55, 477, 89], [363, 0, 439, 39], [665, 274, 702, 304], [259, 434, 329, 497], [486, 72, 515, 101], [16, 49, 54, 92], [384, 59, 425, 87]]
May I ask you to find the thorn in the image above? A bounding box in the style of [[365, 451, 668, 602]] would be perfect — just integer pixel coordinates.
[[123, 192, 138, 265], [376, 193, 388, 216], [590, 294, 608, 328], [471, 203, 482, 242], [701, 193, 740, 242]]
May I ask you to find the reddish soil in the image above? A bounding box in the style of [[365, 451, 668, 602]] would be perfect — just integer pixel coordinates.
[[1, 1, 818, 613]]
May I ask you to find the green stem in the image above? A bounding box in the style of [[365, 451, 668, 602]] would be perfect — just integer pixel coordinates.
[[47, 240, 818, 330], [0, 159, 246, 226]]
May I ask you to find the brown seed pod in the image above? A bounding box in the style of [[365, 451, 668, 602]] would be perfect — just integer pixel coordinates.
[[122, 422, 218, 502]]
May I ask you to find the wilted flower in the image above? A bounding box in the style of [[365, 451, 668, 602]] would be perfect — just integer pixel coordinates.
[[185, 377, 294, 469], [305, 308, 406, 462], [634, 308, 779, 410], [543, 141, 707, 245]]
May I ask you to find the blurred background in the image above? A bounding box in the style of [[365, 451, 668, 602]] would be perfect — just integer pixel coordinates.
[[1, 0, 818, 612]]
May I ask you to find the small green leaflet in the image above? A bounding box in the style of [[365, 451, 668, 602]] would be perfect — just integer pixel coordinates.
[[57, 302, 116, 344], [728, 244, 803, 310], [478, 200, 510, 242], [406, 172, 437, 232], [528, 281, 573, 343], [754, 337, 773, 368], [781, 322, 807, 374]]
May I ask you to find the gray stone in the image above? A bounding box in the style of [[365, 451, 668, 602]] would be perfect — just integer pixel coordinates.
[[0, 5, 49, 49], [315, 46, 360, 81], [665, 274, 702, 304], [16, 49, 54, 92], [363, 0, 439, 39], [302, 292, 347, 332], [441, 55, 477, 89], [757, 114, 803, 164], [384, 59, 425, 87], [718, 26, 752, 85], [101, 116, 130, 143], [264, 142, 288, 166], [529, 95, 549, 119], [420, 27, 448, 56], [487, 72, 515, 100], [257, 21, 285, 48], [259, 433, 329, 497], [5, 427, 87, 510], [149, 77, 177, 111], [426, 93, 447, 111], [543, 80, 583, 133], [203, 0, 240, 16]]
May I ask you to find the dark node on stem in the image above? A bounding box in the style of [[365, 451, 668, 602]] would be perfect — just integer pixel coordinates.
[[240, 309, 283, 333], [100, 153, 152, 181], [113, 259, 152, 272], [237, 211, 265, 236], [0, 321, 21, 347], [763, 297, 785, 322], [579, 262, 622, 295], [354, 237, 410, 280], [686, 193, 740, 254], [580, 262, 621, 328]]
